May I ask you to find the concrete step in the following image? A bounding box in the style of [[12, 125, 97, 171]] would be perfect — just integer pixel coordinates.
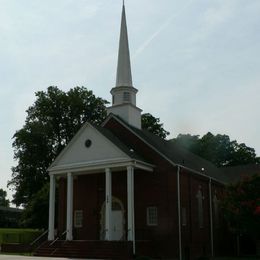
[[34, 240, 133, 259]]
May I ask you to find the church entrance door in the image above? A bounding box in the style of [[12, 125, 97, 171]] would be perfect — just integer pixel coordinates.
[[111, 209, 123, 240], [100, 197, 125, 240]]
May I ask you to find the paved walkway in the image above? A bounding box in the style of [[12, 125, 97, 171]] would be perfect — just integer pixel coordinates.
[[0, 255, 100, 260]]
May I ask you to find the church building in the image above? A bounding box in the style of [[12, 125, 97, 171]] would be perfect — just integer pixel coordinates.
[[41, 3, 230, 259]]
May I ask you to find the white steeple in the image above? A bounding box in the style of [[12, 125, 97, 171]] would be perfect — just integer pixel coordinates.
[[115, 2, 132, 87], [107, 2, 142, 129]]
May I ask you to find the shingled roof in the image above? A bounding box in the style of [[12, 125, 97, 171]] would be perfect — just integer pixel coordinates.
[[93, 124, 147, 163], [104, 114, 227, 183], [131, 125, 227, 181]]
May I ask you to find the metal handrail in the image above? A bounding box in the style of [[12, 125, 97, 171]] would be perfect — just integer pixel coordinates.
[[30, 230, 48, 246], [50, 230, 67, 246]]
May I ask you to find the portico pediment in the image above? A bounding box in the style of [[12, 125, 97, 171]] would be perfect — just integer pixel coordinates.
[[48, 122, 130, 174]]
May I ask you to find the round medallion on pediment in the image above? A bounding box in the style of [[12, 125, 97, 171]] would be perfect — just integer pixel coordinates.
[[85, 139, 92, 148]]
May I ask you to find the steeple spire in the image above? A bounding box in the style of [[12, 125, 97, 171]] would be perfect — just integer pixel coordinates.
[[107, 2, 142, 129], [115, 2, 133, 87]]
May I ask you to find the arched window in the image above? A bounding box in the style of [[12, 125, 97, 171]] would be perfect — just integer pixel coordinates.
[[213, 191, 219, 227], [196, 186, 204, 228]]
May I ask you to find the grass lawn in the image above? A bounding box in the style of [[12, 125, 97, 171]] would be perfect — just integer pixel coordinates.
[[0, 228, 42, 244], [0, 252, 33, 256], [0, 228, 39, 233]]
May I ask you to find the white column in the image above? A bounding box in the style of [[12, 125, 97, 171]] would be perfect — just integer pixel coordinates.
[[177, 166, 182, 260], [132, 169, 136, 255], [48, 174, 56, 240], [105, 168, 112, 240], [66, 172, 73, 240], [209, 178, 214, 257]]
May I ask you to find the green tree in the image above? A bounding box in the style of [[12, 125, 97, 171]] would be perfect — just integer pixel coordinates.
[[141, 113, 170, 139], [0, 188, 9, 207], [20, 183, 50, 229], [221, 175, 260, 239], [229, 143, 259, 166], [171, 134, 199, 151], [9, 86, 108, 207], [195, 132, 235, 166], [172, 132, 259, 167]]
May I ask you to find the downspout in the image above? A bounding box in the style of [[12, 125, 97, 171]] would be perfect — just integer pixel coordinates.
[[177, 165, 182, 260], [133, 169, 136, 256], [209, 178, 214, 257]]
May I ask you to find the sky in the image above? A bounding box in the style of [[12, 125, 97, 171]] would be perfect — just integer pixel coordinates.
[[0, 0, 260, 202]]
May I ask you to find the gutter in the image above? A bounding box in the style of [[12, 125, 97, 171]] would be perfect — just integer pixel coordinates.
[[177, 165, 182, 260], [209, 178, 214, 257]]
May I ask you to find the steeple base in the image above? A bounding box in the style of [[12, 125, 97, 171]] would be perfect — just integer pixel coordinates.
[[107, 104, 142, 129]]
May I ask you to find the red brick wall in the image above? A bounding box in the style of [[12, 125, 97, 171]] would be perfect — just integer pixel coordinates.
[[57, 171, 227, 258], [73, 174, 100, 240], [56, 117, 228, 258], [181, 169, 211, 258]]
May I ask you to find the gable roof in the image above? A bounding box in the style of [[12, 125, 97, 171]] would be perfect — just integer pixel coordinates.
[[103, 114, 226, 183], [92, 125, 146, 162], [48, 121, 152, 174]]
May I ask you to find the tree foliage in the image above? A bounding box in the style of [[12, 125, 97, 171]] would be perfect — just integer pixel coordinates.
[[0, 189, 9, 207], [221, 175, 260, 239], [141, 113, 170, 139], [9, 86, 108, 206], [20, 183, 50, 229], [172, 132, 259, 167]]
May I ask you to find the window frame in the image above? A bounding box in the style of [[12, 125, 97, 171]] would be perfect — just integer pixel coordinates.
[[196, 187, 204, 229], [213, 191, 220, 227], [181, 207, 187, 226], [146, 206, 158, 226], [74, 210, 83, 228]]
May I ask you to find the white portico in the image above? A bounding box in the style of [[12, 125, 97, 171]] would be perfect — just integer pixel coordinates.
[[47, 122, 153, 243]]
